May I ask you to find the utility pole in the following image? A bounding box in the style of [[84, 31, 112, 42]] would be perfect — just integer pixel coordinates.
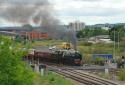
[[113, 29, 116, 60], [118, 31, 120, 56]]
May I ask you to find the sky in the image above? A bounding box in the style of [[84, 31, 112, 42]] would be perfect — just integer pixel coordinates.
[[49, 0, 125, 25], [0, 0, 125, 27]]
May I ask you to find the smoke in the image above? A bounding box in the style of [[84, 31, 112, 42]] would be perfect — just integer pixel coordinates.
[[74, 0, 102, 2], [0, 0, 56, 24], [66, 28, 77, 51], [0, 0, 63, 38], [0, 0, 77, 47]]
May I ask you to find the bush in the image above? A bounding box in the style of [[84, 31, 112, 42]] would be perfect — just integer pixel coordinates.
[[94, 57, 106, 66], [0, 36, 35, 85], [118, 69, 125, 81], [84, 42, 93, 46], [83, 54, 93, 64], [78, 41, 92, 46]]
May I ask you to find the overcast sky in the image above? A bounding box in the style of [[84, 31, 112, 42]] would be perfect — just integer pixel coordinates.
[[49, 0, 125, 25], [0, 0, 125, 27]]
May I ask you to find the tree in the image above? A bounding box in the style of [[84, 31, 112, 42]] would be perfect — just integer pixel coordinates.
[[76, 30, 85, 38], [109, 25, 125, 42], [76, 27, 108, 38], [0, 36, 35, 85], [23, 24, 34, 31]]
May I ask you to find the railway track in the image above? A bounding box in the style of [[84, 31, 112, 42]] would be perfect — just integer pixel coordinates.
[[40, 62, 119, 85], [55, 70, 118, 85]]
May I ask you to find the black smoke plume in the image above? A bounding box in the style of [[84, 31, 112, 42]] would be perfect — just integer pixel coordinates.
[[0, 0, 77, 49], [67, 28, 77, 51], [0, 0, 62, 38]]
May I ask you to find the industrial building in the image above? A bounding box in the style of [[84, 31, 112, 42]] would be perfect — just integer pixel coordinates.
[[0, 27, 49, 40]]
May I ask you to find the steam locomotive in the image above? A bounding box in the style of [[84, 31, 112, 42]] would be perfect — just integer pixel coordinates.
[[26, 49, 82, 66]]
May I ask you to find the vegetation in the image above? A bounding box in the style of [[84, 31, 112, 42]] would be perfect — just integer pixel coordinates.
[[31, 39, 64, 47], [118, 69, 125, 81], [0, 36, 77, 85], [76, 27, 108, 38], [77, 25, 125, 42], [77, 40, 125, 64], [40, 72, 76, 85], [23, 24, 34, 31], [0, 36, 35, 85], [109, 25, 125, 42]]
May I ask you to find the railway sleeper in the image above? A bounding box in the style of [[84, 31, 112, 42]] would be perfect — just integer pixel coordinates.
[[55, 70, 104, 85]]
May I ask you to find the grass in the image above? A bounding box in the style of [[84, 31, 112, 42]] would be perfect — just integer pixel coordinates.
[[36, 71, 76, 85], [31, 40, 118, 54], [118, 69, 125, 81], [31, 39, 64, 47]]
